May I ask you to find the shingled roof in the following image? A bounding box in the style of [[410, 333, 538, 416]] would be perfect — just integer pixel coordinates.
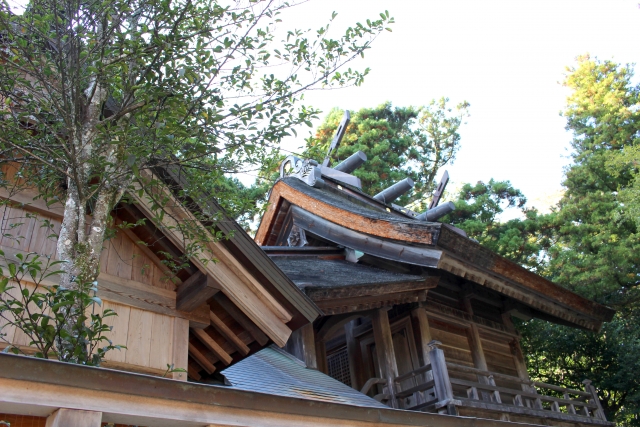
[[222, 346, 388, 408], [256, 173, 615, 331]]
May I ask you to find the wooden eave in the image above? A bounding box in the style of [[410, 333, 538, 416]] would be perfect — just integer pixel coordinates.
[[255, 177, 615, 332], [154, 165, 320, 328], [0, 353, 545, 427]]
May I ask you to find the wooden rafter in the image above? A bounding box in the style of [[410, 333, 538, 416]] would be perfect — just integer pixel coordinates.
[[188, 343, 215, 374], [191, 328, 233, 366], [130, 172, 292, 347], [209, 310, 250, 356]]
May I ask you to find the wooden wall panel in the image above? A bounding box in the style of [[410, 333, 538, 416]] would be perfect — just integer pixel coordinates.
[[149, 313, 174, 370], [479, 329, 520, 382], [427, 318, 473, 367], [0, 206, 36, 251], [103, 301, 131, 363], [124, 308, 153, 367]]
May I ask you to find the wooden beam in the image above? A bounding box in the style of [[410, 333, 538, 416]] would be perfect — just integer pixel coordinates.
[[371, 308, 399, 408], [315, 338, 327, 374], [45, 408, 102, 427], [315, 290, 428, 315], [176, 272, 219, 312], [187, 361, 202, 381], [191, 328, 233, 366], [131, 174, 291, 347], [0, 185, 65, 218], [411, 306, 433, 368], [255, 180, 439, 245], [344, 320, 362, 389], [209, 311, 250, 356], [188, 343, 216, 374], [316, 312, 363, 341], [214, 293, 269, 346], [285, 323, 317, 369]]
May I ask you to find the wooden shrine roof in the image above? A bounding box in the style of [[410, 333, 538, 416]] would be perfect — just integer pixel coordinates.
[[255, 175, 615, 332]]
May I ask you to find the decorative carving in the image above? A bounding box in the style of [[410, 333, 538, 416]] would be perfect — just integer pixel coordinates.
[[287, 225, 308, 247], [279, 155, 324, 188]]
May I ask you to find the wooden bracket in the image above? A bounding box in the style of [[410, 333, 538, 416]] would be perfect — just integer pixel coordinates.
[[176, 271, 220, 312]]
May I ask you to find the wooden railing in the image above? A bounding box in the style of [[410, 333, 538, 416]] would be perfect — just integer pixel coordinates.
[[362, 341, 611, 425]]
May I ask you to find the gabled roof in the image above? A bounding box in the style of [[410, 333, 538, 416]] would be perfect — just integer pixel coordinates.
[[0, 161, 321, 380], [256, 174, 615, 332], [222, 346, 387, 409]]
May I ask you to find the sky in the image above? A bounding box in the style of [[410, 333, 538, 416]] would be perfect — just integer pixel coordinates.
[[272, 0, 640, 213], [6, 0, 638, 213]]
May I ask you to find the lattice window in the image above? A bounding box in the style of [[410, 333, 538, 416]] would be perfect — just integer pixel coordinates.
[[327, 346, 351, 387]]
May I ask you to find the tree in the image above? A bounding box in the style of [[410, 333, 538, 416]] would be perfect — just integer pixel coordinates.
[[464, 57, 640, 426], [520, 56, 640, 426], [0, 0, 392, 361], [303, 99, 469, 208], [441, 180, 551, 272]]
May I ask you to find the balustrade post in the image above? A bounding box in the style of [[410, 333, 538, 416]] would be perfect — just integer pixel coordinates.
[[583, 380, 607, 421], [428, 340, 459, 416]]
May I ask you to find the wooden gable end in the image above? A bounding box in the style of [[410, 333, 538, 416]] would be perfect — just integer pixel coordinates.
[[0, 164, 320, 381]]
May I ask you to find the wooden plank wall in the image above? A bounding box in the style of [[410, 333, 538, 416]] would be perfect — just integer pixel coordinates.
[[0, 204, 180, 376]]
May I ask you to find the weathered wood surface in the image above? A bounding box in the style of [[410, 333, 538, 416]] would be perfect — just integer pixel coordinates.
[[316, 290, 428, 315], [371, 309, 399, 409], [437, 229, 614, 331], [305, 278, 438, 301], [176, 271, 219, 312], [284, 323, 317, 369], [255, 179, 439, 246], [287, 207, 441, 268]]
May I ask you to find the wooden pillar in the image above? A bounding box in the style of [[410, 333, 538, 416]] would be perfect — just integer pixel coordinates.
[[315, 338, 328, 374], [463, 296, 493, 403], [584, 380, 608, 421], [344, 319, 362, 389], [502, 312, 531, 382], [428, 342, 459, 416], [46, 409, 101, 427], [285, 323, 318, 369], [371, 308, 399, 408], [172, 317, 189, 380], [411, 306, 432, 367]]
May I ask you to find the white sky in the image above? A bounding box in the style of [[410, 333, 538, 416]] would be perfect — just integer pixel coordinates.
[[8, 0, 639, 211], [273, 0, 640, 212]]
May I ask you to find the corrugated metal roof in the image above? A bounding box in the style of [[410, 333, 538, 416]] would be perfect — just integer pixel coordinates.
[[222, 346, 388, 409]]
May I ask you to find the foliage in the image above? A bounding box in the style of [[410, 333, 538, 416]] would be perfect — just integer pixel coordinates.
[[437, 57, 640, 425], [441, 180, 552, 272], [466, 57, 640, 426], [302, 100, 469, 208], [0, 0, 392, 357], [0, 249, 120, 365]]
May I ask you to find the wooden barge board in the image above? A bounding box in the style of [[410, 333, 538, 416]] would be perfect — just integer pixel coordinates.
[[0, 353, 545, 427], [256, 178, 440, 246]]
